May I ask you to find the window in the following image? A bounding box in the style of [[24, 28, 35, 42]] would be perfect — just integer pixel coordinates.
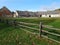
[[49, 15, 51, 17], [40, 14, 42, 17]]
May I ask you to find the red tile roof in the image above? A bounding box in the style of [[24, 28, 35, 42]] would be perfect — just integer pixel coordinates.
[[0, 6, 12, 15]]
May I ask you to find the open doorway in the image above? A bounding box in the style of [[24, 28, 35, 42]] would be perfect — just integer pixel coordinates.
[[49, 15, 51, 17], [39, 14, 42, 17]]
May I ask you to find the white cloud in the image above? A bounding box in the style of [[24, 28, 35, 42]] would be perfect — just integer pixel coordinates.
[[39, 2, 60, 11]]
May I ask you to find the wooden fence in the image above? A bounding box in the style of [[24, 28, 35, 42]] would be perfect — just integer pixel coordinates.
[[18, 21, 60, 44], [0, 19, 60, 44]]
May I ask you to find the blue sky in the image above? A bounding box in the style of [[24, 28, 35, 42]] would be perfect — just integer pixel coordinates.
[[0, 0, 60, 11]]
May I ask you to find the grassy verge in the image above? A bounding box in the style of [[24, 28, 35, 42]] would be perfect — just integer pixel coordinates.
[[0, 22, 59, 45]]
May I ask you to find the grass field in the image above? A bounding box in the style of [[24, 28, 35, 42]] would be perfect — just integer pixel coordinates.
[[0, 17, 60, 45], [15, 17, 60, 42], [15, 17, 60, 28]]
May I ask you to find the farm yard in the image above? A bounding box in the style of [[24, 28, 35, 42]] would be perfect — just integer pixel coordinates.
[[0, 17, 60, 45]]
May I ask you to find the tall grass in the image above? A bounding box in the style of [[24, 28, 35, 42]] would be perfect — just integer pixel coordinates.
[[0, 22, 59, 45]]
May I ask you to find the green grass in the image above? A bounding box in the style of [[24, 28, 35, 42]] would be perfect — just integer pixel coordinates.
[[0, 22, 59, 45], [0, 17, 60, 45], [15, 17, 60, 42], [15, 17, 55, 24], [19, 25, 60, 41], [1, 17, 60, 28], [15, 17, 60, 28]]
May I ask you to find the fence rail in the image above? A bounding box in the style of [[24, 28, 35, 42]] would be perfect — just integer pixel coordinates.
[[41, 35, 60, 43], [18, 22, 39, 26], [0, 19, 60, 44], [18, 24, 60, 36], [43, 25, 60, 31], [42, 30, 60, 36], [18, 22, 60, 31], [18, 24, 39, 31], [20, 28, 60, 43]]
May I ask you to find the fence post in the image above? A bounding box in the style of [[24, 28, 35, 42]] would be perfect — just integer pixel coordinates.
[[39, 22, 42, 37], [14, 20, 17, 27], [0, 18, 2, 22], [1, 19, 2, 22], [6, 19, 9, 24], [0, 19, 1, 22]]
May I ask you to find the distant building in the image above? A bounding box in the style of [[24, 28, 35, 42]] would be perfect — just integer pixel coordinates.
[[14, 10, 60, 17], [0, 6, 12, 18], [14, 11, 39, 17], [14, 11, 31, 17], [38, 11, 60, 17]]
